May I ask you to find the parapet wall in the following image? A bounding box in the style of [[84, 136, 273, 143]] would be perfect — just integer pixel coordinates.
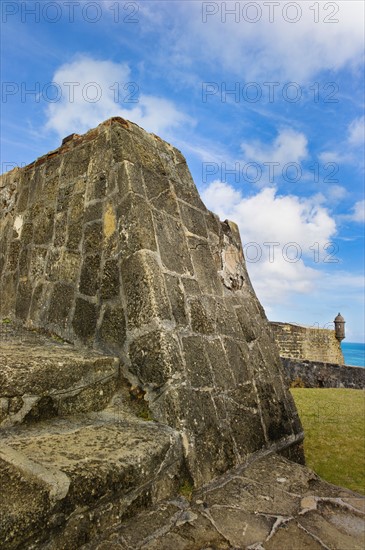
[[0, 118, 304, 485], [270, 322, 344, 364], [282, 357, 365, 389]]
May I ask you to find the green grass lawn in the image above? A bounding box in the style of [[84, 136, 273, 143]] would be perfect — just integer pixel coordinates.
[[290, 388, 365, 495]]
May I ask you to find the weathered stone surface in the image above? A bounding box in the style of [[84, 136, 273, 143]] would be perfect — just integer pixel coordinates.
[[0, 118, 304, 489], [72, 297, 99, 341], [282, 357, 365, 389], [81, 454, 365, 550], [271, 321, 345, 364], [79, 254, 101, 296], [0, 327, 119, 427], [0, 403, 184, 549], [129, 330, 183, 389], [122, 251, 172, 329]]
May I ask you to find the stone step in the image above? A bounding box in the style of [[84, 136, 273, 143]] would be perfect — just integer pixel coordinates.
[[0, 407, 184, 549], [0, 326, 119, 427]]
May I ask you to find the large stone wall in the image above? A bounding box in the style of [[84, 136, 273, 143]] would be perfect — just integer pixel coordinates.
[[282, 357, 365, 389], [0, 118, 304, 485], [270, 322, 344, 364]]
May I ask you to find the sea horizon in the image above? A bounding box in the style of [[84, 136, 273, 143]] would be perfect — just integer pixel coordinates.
[[341, 342, 365, 368]]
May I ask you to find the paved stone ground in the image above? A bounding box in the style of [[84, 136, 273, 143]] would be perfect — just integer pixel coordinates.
[[84, 454, 365, 550]]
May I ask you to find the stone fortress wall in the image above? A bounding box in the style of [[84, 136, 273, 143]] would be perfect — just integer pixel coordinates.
[[270, 321, 365, 389], [281, 357, 365, 389], [270, 321, 344, 364], [0, 117, 304, 487]]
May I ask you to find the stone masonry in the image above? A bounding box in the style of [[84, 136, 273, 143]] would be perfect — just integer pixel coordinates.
[[270, 322, 344, 365], [282, 357, 365, 389], [0, 117, 304, 486]]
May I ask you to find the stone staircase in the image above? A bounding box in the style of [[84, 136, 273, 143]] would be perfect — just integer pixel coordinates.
[[0, 326, 120, 428], [1, 326, 364, 549], [0, 326, 185, 549]]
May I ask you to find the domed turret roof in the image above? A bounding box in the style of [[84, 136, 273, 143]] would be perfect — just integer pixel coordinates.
[[334, 313, 345, 322]]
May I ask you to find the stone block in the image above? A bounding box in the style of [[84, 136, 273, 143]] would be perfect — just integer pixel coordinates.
[[178, 388, 226, 483], [48, 283, 75, 328], [29, 248, 47, 281], [15, 280, 32, 321], [57, 183, 73, 213], [222, 338, 250, 385], [150, 188, 180, 219], [29, 284, 44, 322], [47, 250, 80, 285], [19, 222, 33, 246], [182, 336, 214, 388], [61, 143, 92, 179], [164, 274, 187, 326], [172, 162, 206, 210], [129, 330, 182, 389], [79, 254, 101, 296], [122, 251, 171, 329], [16, 184, 29, 213], [205, 210, 221, 237], [86, 173, 107, 202], [235, 305, 259, 342], [18, 246, 30, 278], [68, 193, 85, 225], [40, 176, 60, 206], [181, 278, 200, 296], [153, 210, 194, 275], [188, 297, 215, 334], [52, 213, 67, 248], [110, 123, 140, 164], [179, 202, 208, 238], [100, 258, 120, 300], [132, 133, 165, 174], [98, 305, 126, 350], [72, 297, 98, 341], [84, 201, 103, 223], [32, 208, 55, 245], [118, 194, 157, 256], [142, 167, 170, 200], [224, 398, 266, 456], [5, 240, 21, 272], [0, 274, 16, 315], [204, 338, 236, 389], [83, 222, 103, 255], [188, 236, 223, 296], [215, 298, 243, 339], [115, 160, 145, 197], [66, 222, 83, 251]]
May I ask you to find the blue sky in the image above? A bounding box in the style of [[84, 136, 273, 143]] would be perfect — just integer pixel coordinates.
[[1, 0, 364, 341]]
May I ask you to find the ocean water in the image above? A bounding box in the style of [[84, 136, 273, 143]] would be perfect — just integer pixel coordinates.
[[341, 342, 365, 367]]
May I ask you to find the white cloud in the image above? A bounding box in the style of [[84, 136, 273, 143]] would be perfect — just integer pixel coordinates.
[[241, 128, 308, 166], [348, 116, 365, 147], [203, 182, 335, 250], [318, 116, 364, 167], [327, 185, 348, 202], [44, 56, 194, 138], [202, 181, 337, 305], [151, 0, 364, 82], [349, 200, 365, 223], [318, 151, 352, 164]]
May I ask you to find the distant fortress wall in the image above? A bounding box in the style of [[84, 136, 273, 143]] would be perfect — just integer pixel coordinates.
[[270, 322, 344, 365], [281, 357, 365, 390]]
